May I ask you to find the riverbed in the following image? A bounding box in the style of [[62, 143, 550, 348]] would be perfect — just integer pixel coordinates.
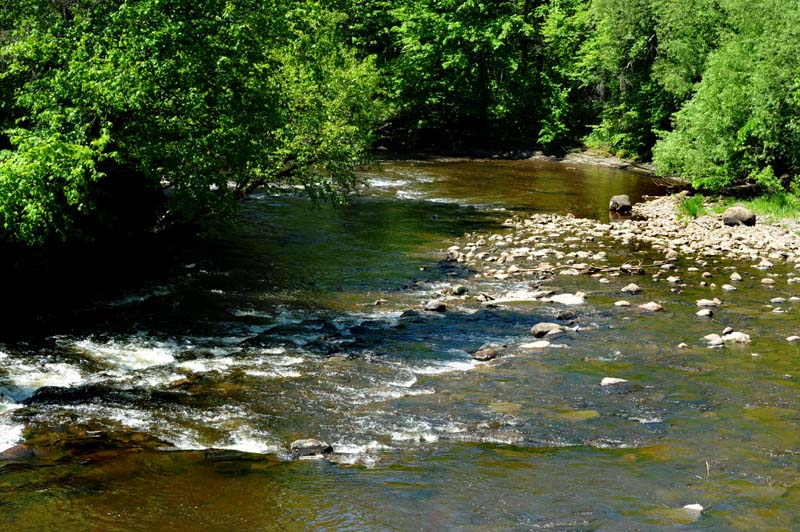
[[1, 158, 798, 531]]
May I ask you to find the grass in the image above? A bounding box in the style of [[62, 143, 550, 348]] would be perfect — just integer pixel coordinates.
[[714, 193, 800, 222], [678, 193, 708, 219]]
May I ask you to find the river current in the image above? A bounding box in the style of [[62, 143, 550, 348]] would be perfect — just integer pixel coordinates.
[[1, 158, 798, 530]]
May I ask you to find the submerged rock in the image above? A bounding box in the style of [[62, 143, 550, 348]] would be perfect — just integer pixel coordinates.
[[290, 439, 333, 459]]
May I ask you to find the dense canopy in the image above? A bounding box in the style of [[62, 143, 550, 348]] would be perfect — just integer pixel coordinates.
[[2, 0, 799, 246]]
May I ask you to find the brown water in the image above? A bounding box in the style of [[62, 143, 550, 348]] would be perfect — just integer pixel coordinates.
[[1, 158, 799, 531]]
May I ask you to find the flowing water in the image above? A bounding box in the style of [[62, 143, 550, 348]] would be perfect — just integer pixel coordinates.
[[1, 158, 799, 531]]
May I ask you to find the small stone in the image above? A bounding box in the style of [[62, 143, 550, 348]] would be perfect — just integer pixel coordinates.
[[666, 276, 681, 284], [423, 299, 447, 312], [702, 272, 712, 278], [730, 272, 742, 281], [683, 503, 704, 513], [615, 300, 631, 307], [696, 299, 719, 308], [677, 342, 689, 349], [550, 293, 585, 305], [290, 439, 333, 458], [531, 322, 564, 338], [770, 297, 786, 304], [722, 284, 737, 292], [601, 377, 628, 386], [638, 301, 663, 312], [704, 334, 723, 346], [761, 278, 776, 286], [722, 326, 733, 335], [787, 336, 800, 343], [621, 283, 641, 294], [519, 340, 551, 349], [472, 348, 499, 361], [722, 331, 751, 343], [696, 309, 713, 318], [451, 284, 468, 296]]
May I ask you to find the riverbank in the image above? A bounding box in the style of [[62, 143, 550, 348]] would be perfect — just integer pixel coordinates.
[[440, 192, 800, 316]]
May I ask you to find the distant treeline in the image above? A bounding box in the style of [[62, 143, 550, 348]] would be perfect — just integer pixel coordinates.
[[1, 1, 798, 246]]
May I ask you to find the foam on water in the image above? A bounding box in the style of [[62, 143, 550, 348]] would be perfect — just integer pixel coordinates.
[[73, 339, 176, 371], [1, 359, 84, 400], [0, 398, 24, 452], [412, 359, 480, 375]]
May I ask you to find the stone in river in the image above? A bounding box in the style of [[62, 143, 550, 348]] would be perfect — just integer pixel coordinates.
[[696, 308, 713, 318], [621, 283, 641, 294], [722, 331, 751, 343], [638, 301, 663, 312], [472, 348, 499, 361], [761, 278, 776, 286], [615, 300, 631, 307], [722, 326, 733, 335], [730, 272, 743, 281], [609, 195, 632, 213], [704, 334, 724, 346], [451, 284, 468, 296], [787, 336, 800, 343], [290, 439, 333, 459], [696, 298, 720, 308], [520, 340, 551, 349], [601, 377, 628, 386], [530, 322, 564, 338], [423, 299, 447, 312], [550, 292, 586, 305], [722, 284, 737, 292]]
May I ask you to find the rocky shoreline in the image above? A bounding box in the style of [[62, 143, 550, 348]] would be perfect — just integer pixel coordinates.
[[426, 192, 800, 355]]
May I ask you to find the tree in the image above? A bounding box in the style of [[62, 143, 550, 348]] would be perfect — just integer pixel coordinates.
[[0, 0, 382, 245], [653, 0, 800, 193]]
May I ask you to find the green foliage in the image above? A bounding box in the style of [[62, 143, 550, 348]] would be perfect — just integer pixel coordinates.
[[0, 0, 382, 245], [653, 0, 800, 193], [677, 193, 706, 219], [716, 193, 800, 223]]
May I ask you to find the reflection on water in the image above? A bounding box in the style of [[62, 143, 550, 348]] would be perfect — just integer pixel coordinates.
[[1, 159, 798, 531]]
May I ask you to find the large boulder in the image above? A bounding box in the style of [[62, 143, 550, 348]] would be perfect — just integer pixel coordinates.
[[609, 195, 632, 213], [722, 206, 756, 226]]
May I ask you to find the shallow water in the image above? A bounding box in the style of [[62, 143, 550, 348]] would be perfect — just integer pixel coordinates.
[[1, 158, 799, 531]]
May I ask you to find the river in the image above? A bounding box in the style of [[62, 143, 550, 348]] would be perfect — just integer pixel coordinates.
[[1, 158, 798, 531]]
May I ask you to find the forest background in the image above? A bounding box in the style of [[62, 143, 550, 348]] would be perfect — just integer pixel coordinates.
[[1, 0, 799, 247]]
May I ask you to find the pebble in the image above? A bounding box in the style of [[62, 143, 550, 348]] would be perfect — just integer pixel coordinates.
[[721, 284, 737, 291], [290, 439, 333, 459], [423, 299, 447, 312], [520, 340, 551, 349], [615, 300, 631, 307], [696, 298, 720, 308], [722, 331, 751, 343], [531, 323, 564, 338], [696, 309, 713, 318], [787, 336, 800, 343], [638, 301, 663, 311], [730, 272, 742, 281], [703, 334, 724, 346], [621, 283, 641, 294], [601, 377, 628, 386], [761, 278, 776, 286]]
